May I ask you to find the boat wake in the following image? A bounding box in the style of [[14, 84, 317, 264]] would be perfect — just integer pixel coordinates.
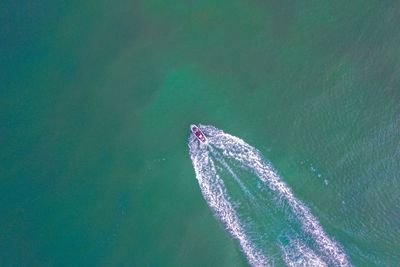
[[188, 124, 351, 267]]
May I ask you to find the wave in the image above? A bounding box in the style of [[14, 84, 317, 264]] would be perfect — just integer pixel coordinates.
[[188, 124, 351, 267]]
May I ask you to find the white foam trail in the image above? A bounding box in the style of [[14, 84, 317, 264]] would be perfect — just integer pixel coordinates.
[[189, 137, 270, 267], [280, 237, 327, 267], [210, 147, 258, 206], [189, 124, 351, 267]]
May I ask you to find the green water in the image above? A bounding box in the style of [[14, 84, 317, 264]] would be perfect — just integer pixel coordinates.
[[1, 1, 399, 266]]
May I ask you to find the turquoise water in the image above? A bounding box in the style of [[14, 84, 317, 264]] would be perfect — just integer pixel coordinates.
[[189, 125, 352, 266], [1, 1, 399, 266]]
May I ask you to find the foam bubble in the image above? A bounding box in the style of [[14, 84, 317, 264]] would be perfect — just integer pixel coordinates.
[[189, 125, 351, 267]]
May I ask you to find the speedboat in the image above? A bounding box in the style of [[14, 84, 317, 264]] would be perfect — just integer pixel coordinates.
[[190, 124, 208, 143]]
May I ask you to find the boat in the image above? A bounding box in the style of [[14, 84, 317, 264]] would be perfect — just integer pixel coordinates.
[[190, 124, 208, 143]]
